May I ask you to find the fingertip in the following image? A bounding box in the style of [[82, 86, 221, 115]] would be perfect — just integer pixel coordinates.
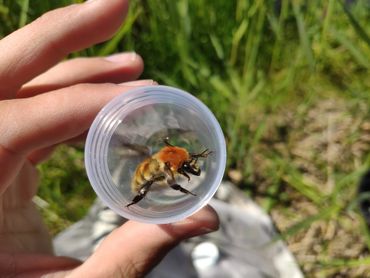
[[199, 204, 220, 231], [83, 0, 130, 43], [160, 205, 220, 239], [134, 53, 145, 77], [85, 0, 129, 21], [103, 51, 144, 80], [0, 0, 132, 99]]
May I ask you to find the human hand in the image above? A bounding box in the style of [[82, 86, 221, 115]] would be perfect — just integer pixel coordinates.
[[0, 0, 219, 277]]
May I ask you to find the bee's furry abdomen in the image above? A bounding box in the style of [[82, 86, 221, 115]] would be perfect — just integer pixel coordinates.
[[131, 157, 161, 193]]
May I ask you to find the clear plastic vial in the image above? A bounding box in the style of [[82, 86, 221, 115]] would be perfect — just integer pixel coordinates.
[[85, 86, 226, 224]]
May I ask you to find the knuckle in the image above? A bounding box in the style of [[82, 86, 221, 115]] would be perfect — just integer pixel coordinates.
[[117, 257, 148, 278], [33, 4, 79, 27]]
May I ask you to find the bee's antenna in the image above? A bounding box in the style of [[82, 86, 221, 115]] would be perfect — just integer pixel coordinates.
[[191, 149, 212, 158]]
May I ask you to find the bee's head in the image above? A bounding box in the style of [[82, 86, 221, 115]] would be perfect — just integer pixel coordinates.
[[179, 149, 211, 177], [181, 157, 201, 176]]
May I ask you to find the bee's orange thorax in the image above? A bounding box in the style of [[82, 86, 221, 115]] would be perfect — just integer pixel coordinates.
[[155, 146, 189, 170]]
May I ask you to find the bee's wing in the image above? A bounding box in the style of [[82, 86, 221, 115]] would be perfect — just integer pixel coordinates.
[[120, 142, 151, 156], [111, 134, 151, 158]]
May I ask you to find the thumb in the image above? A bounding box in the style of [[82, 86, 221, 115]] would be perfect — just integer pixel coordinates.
[[69, 205, 219, 277]]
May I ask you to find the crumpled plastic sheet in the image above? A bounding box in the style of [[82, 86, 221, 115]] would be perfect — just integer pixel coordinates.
[[54, 181, 303, 278]]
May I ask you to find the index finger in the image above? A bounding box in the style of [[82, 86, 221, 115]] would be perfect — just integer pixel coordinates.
[[0, 0, 129, 100]]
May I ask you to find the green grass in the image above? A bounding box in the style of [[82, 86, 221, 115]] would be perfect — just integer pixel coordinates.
[[1, 0, 370, 276], [36, 145, 95, 235]]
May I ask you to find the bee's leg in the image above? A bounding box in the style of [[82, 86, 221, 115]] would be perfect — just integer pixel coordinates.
[[178, 168, 191, 182], [126, 180, 153, 208], [126, 176, 165, 208], [169, 183, 196, 196], [163, 162, 195, 195], [164, 162, 175, 180]]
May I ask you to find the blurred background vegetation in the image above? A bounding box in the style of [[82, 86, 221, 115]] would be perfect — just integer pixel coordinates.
[[1, 0, 370, 276]]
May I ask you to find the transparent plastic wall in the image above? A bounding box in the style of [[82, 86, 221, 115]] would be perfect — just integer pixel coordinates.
[[85, 86, 226, 224]]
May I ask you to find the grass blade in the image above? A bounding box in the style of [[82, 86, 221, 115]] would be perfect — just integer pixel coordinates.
[[341, 1, 370, 47], [18, 0, 29, 28], [98, 6, 142, 56], [292, 1, 315, 70], [230, 19, 248, 65], [331, 29, 370, 69]]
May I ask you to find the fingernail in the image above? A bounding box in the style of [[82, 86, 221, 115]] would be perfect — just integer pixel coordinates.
[[120, 80, 158, 87], [167, 205, 219, 237], [104, 52, 139, 63]]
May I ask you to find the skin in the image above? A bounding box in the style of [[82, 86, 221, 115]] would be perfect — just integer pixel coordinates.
[[0, 0, 219, 277]]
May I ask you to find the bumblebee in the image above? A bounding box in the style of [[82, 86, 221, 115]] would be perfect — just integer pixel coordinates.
[[126, 138, 211, 208]]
